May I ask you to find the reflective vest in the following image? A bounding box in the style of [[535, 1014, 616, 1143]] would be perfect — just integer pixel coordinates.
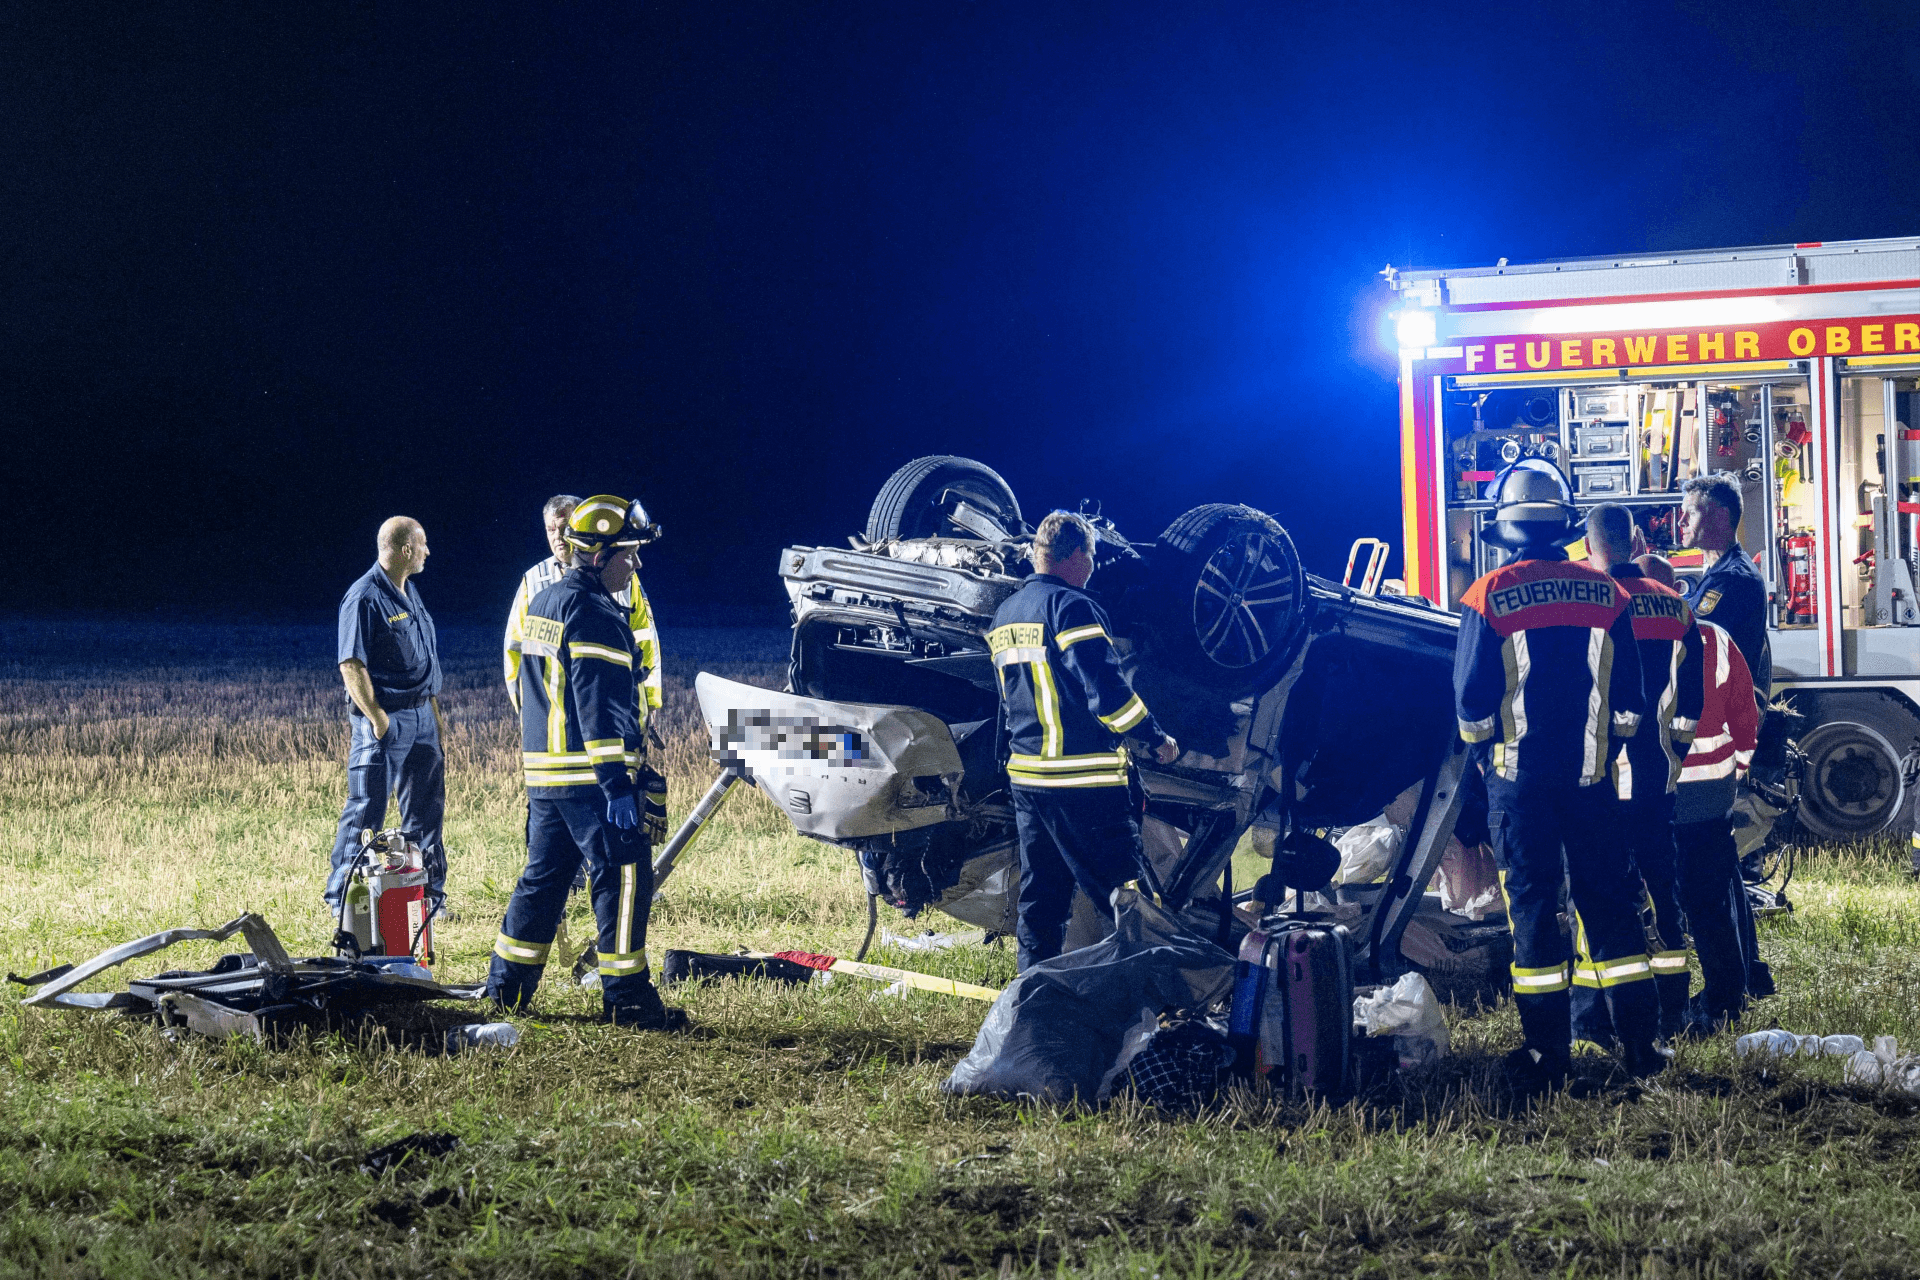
[[988, 573, 1167, 789], [1610, 566, 1704, 799], [504, 555, 661, 726], [1678, 622, 1758, 784], [516, 568, 642, 798], [1455, 549, 1645, 786]]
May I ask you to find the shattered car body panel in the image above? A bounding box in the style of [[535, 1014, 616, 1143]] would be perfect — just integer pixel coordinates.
[[689, 458, 1474, 981], [12, 912, 485, 1040]]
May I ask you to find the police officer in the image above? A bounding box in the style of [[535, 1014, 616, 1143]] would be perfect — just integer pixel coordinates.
[[1454, 462, 1664, 1085], [1677, 471, 1775, 997], [1678, 473, 1770, 697], [487, 494, 684, 1028], [325, 516, 448, 912], [1570, 507, 1702, 1043], [990, 511, 1178, 972], [504, 493, 668, 895]]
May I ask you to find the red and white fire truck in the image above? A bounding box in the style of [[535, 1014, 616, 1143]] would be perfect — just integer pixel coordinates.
[[1386, 236, 1920, 841]]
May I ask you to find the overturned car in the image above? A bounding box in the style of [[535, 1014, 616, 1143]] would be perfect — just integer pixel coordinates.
[[682, 456, 1478, 981]]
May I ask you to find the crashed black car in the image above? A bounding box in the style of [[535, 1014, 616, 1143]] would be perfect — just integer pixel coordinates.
[[692, 455, 1472, 978]]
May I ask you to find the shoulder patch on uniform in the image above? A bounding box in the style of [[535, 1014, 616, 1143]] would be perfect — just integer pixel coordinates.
[[522, 614, 564, 657], [1699, 589, 1722, 614]]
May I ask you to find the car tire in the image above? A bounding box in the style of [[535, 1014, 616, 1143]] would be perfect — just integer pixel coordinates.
[[1783, 691, 1920, 840], [864, 456, 1023, 543], [1143, 504, 1308, 695]]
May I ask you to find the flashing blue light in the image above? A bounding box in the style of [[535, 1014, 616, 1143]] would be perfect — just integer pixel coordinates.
[[1394, 308, 1437, 351]]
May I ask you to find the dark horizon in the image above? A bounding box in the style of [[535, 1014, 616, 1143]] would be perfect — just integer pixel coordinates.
[[6, 2, 1920, 626]]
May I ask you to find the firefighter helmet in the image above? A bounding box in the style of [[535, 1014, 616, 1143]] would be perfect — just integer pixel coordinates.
[[564, 494, 662, 555], [1484, 459, 1577, 548]]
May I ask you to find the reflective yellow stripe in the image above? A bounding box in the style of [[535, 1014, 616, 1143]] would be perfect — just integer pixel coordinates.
[[1458, 716, 1496, 743], [546, 654, 567, 754], [493, 934, 550, 964], [1650, 950, 1690, 973], [1099, 694, 1149, 734], [598, 952, 648, 976], [570, 641, 632, 667], [1007, 771, 1129, 788], [584, 737, 626, 762], [1055, 623, 1107, 650], [1033, 659, 1062, 757], [1571, 961, 1603, 989], [525, 769, 602, 786], [1008, 751, 1128, 771]]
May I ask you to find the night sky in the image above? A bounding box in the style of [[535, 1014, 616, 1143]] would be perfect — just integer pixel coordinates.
[[6, 2, 1920, 622]]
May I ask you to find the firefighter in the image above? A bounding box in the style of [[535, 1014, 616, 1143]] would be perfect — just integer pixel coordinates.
[[1671, 609, 1762, 1033], [990, 510, 1179, 972], [504, 493, 668, 895], [1454, 461, 1664, 1086], [1570, 509, 1702, 1044], [487, 494, 684, 1028]]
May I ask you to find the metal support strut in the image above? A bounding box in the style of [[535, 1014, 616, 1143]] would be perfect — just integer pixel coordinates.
[[651, 768, 743, 893]]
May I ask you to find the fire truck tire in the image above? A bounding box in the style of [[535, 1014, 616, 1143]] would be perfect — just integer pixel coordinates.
[[864, 456, 1023, 544], [1784, 691, 1920, 841], [1145, 504, 1308, 694]]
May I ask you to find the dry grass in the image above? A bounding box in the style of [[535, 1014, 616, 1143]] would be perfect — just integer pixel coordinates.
[[7, 618, 1920, 1278]]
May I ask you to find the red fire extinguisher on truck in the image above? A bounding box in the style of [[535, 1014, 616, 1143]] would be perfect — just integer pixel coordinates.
[[335, 828, 436, 966], [1782, 530, 1818, 624]]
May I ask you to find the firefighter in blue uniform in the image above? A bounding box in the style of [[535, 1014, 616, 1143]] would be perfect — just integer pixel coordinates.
[[1570, 505, 1703, 1043], [990, 511, 1179, 972], [1454, 462, 1666, 1085], [325, 516, 448, 913], [1678, 471, 1776, 998], [487, 494, 684, 1029]]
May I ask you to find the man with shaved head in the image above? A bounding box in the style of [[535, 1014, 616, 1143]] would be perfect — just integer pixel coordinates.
[[325, 515, 449, 915]]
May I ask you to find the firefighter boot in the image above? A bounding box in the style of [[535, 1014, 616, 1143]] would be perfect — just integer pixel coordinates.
[[603, 976, 689, 1032], [1605, 978, 1669, 1077], [1511, 988, 1573, 1091]]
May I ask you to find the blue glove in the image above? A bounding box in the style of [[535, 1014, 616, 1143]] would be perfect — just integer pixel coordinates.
[[607, 794, 640, 830]]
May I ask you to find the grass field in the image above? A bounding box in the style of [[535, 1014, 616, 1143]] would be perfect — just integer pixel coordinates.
[[8, 617, 1920, 1278]]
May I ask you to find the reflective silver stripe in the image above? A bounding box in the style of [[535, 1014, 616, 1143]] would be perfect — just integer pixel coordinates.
[[526, 769, 601, 786], [1679, 758, 1737, 782], [1510, 966, 1569, 991], [569, 641, 632, 667], [1500, 631, 1531, 780], [1055, 623, 1107, 650], [598, 952, 648, 975], [992, 646, 1048, 668], [493, 934, 550, 963], [1007, 770, 1129, 788], [523, 751, 593, 765], [1595, 957, 1653, 984], [1458, 715, 1496, 742], [618, 862, 636, 958], [1650, 952, 1690, 972], [1009, 751, 1128, 770], [1100, 694, 1148, 733]]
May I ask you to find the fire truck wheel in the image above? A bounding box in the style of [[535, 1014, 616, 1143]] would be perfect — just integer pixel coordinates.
[[1144, 504, 1309, 695], [864, 456, 1024, 544], [1787, 693, 1919, 841]]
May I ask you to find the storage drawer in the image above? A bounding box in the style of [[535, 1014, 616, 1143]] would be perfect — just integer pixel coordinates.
[[1574, 425, 1630, 459], [1575, 390, 1629, 419], [1572, 463, 1630, 497]]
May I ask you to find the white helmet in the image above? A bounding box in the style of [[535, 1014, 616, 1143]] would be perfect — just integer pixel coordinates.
[[1484, 459, 1577, 548]]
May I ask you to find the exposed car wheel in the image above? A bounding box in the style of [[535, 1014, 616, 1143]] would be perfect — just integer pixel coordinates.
[[1788, 694, 1919, 840], [864, 456, 1023, 543], [1144, 504, 1308, 694]]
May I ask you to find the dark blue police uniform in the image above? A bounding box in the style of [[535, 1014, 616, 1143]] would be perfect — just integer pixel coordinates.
[[1687, 540, 1770, 698], [325, 563, 446, 908]]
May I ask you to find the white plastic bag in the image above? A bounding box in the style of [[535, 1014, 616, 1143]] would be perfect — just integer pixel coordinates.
[[1333, 820, 1403, 886], [1434, 839, 1501, 921], [1734, 1028, 1798, 1059], [1352, 972, 1450, 1068]]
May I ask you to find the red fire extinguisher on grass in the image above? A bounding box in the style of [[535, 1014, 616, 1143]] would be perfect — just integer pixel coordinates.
[[1782, 530, 1817, 624], [335, 828, 436, 966]]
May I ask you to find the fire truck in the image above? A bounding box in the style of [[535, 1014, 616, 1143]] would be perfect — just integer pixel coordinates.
[[1386, 236, 1920, 841]]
